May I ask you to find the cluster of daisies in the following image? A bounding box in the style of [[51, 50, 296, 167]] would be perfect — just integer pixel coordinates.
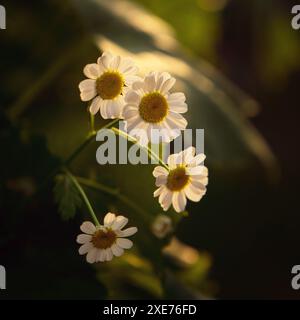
[[77, 52, 208, 263]]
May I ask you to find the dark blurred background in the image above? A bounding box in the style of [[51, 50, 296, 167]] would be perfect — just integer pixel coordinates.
[[0, 0, 300, 299]]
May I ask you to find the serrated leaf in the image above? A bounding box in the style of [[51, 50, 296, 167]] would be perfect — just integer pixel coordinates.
[[53, 174, 82, 220]]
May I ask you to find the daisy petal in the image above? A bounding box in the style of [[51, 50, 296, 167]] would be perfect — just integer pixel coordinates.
[[119, 57, 136, 74], [131, 80, 145, 91], [168, 92, 186, 103], [190, 169, 208, 182], [116, 238, 133, 249], [172, 191, 187, 213], [99, 52, 113, 69], [104, 212, 116, 227], [99, 100, 109, 119], [190, 176, 207, 190], [80, 221, 96, 234], [86, 247, 98, 263], [79, 79, 96, 91], [152, 166, 168, 178], [156, 72, 171, 91], [83, 63, 101, 79], [126, 115, 143, 132], [97, 249, 106, 262], [144, 73, 156, 92], [123, 105, 139, 119], [166, 112, 188, 129], [125, 91, 140, 104], [169, 101, 188, 113], [79, 242, 92, 255], [184, 184, 205, 202], [154, 186, 164, 197], [80, 89, 97, 102], [155, 175, 167, 187], [105, 99, 123, 119], [159, 188, 172, 211], [106, 248, 113, 261], [111, 244, 124, 257], [192, 153, 206, 166], [76, 234, 92, 244], [186, 166, 206, 176], [110, 55, 121, 70], [182, 146, 196, 163], [111, 216, 129, 230], [123, 65, 139, 76], [160, 77, 176, 94], [125, 75, 142, 86], [117, 227, 138, 237], [89, 96, 102, 115], [200, 176, 208, 186], [167, 153, 179, 168]]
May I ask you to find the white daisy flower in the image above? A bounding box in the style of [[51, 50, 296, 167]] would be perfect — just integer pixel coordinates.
[[79, 52, 139, 119], [123, 71, 188, 144], [153, 147, 208, 213], [76, 212, 138, 263]]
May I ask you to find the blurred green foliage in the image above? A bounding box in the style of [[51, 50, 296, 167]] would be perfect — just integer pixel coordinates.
[[132, 0, 225, 61], [133, 0, 300, 89]]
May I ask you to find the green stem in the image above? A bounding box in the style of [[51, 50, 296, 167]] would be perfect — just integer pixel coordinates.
[[111, 127, 169, 170], [89, 113, 96, 135], [76, 176, 119, 196], [64, 169, 100, 226], [75, 176, 150, 222], [65, 118, 119, 166]]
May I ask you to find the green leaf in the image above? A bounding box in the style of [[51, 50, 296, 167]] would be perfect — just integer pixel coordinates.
[[53, 174, 82, 220]]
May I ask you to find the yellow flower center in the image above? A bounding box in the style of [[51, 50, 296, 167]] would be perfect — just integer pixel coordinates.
[[167, 166, 190, 191], [91, 228, 117, 249], [139, 92, 168, 123], [96, 71, 124, 100]]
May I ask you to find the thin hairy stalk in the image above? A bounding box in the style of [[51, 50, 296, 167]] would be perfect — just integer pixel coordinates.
[[111, 127, 169, 170], [75, 176, 150, 222], [63, 168, 100, 226]]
